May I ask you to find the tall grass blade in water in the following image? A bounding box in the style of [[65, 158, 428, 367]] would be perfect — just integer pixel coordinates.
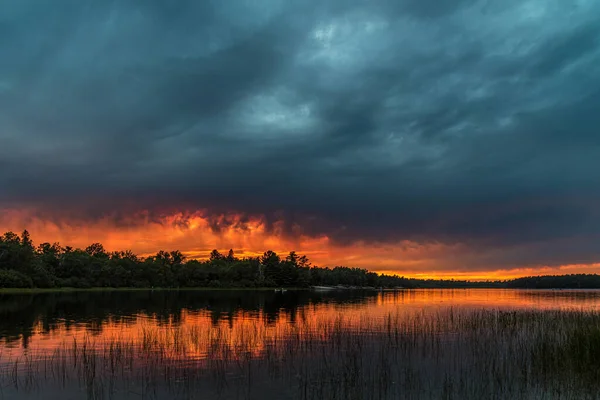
[[2, 290, 600, 399], [1, 309, 600, 399]]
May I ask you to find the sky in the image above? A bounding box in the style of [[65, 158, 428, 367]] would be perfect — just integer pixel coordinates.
[[1, 0, 600, 279]]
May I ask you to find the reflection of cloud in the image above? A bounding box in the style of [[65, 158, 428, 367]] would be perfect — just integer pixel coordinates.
[[3, 289, 600, 359]]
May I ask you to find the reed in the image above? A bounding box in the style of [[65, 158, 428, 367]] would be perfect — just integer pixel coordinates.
[[1, 308, 600, 399]]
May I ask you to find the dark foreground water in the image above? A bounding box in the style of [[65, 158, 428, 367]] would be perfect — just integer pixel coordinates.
[[1, 289, 600, 399]]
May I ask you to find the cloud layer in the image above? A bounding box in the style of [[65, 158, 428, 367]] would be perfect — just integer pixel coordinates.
[[2, 0, 600, 275]]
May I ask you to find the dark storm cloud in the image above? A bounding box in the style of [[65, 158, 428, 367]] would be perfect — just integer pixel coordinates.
[[2, 0, 600, 269]]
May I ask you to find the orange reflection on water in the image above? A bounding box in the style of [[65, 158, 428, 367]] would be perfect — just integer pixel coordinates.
[[2, 289, 600, 364]]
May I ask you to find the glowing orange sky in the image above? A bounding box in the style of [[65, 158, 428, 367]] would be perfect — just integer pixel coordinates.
[[1, 208, 599, 280]]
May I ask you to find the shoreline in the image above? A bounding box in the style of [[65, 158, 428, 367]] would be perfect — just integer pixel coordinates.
[[2, 286, 599, 294], [0, 287, 313, 294], [0, 286, 404, 294]]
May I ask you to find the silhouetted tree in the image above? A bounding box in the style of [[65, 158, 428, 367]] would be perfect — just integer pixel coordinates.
[[1, 230, 595, 290], [227, 249, 236, 263], [210, 250, 224, 262]]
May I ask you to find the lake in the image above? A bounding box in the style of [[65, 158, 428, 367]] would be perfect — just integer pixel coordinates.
[[1, 289, 600, 399]]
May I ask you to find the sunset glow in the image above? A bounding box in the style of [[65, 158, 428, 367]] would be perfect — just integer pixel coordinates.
[[2, 0, 600, 285], [2, 208, 598, 280]]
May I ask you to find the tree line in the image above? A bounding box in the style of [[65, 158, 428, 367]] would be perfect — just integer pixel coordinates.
[[0, 230, 411, 289], [1, 230, 599, 289]]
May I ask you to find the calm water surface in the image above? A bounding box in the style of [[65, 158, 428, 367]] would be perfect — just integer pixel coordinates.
[[1, 289, 599, 399]]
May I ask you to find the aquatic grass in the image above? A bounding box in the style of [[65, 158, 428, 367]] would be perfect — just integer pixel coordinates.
[[2, 309, 600, 399]]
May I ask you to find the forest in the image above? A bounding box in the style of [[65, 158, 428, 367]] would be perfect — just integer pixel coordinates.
[[1, 230, 600, 289]]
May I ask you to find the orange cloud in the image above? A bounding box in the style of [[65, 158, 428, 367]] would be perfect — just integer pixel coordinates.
[[1, 208, 599, 280]]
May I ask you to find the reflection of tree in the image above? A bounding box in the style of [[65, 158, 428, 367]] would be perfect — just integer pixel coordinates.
[[516, 290, 600, 304], [0, 291, 379, 347], [0, 294, 47, 347]]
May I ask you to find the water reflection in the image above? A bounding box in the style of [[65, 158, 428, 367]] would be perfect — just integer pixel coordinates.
[[1, 289, 600, 352], [1, 289, 600, 400], [0, 290, 380, 348]]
